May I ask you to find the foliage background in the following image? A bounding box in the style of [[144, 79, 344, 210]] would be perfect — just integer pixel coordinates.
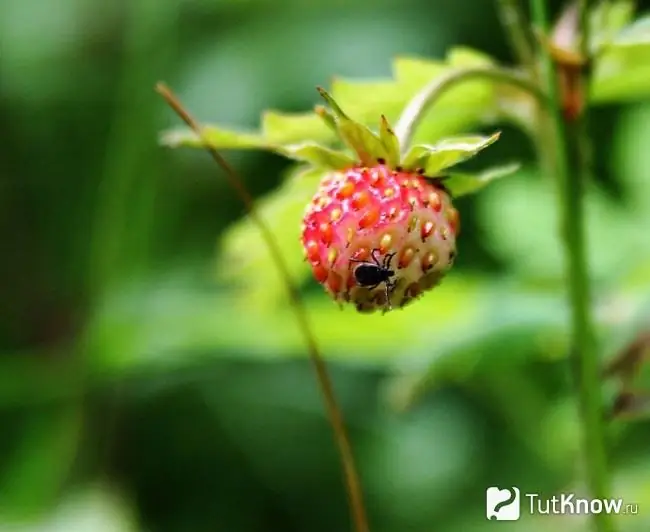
[[1, 0, 650, 530]]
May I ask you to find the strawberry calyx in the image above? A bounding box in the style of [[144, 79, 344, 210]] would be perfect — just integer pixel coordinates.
[[277, 87, 506, 199]]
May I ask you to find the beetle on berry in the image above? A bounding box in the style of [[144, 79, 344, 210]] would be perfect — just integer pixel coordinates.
[[349, 248, 397, 310]]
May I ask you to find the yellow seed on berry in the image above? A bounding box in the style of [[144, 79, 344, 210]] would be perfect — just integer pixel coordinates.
[[327, 248, 338, 266], [399, 246, 415, 268], [421, 251, 438, 271], [379, 233, 392, 253], [426, 191, 441, 211], [421, 220, 435, 240]]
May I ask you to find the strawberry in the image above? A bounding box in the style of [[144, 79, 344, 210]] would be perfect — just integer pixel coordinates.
[[301, 163, 458, 313], [161, 84, 511, 314], [294, 88, 500, 314]]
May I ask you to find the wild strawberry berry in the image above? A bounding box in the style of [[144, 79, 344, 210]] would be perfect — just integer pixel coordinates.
[[301, 164, 458, 313], [162, 82, 510, 313], [294, 88, 499, 314]]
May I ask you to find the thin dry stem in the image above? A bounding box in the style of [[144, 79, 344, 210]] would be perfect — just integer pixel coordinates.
[[155, 83, 369, 532]]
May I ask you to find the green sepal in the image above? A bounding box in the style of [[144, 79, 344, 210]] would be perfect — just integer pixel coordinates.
[[276, 142, 356, 170], [379, 115, 400, 167], [401, 132, 501, 175], [440, 163, 521, 197], [316, 87, 389, 166], [314, 105, 338, 134]]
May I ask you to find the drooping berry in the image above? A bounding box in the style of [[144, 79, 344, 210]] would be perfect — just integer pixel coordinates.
[[301, 163, 458, 313], [294, 88, 500, 314]]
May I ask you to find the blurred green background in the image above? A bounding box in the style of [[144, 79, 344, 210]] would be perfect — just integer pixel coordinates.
[[2, 0, 650, 530]]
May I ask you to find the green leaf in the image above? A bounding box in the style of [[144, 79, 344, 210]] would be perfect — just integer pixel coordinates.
[[589, 0, 635, 53], [446, 46, 496, 67], [392, 52, 505, 143], [261, 110, 335, 145], [0, 407, 82, 519], [160, 110, 337, 152], [401, 132, 501, 175], [379, 115, 400, 167], [160, 125, 266, 149], [276, 142, 355, 169], [476, 167, 650, 284], [442, 163, 521, 197], [591, 15, 650, 103], [81, 272, 492, 375], [392, 56, 446, 89], [316, 86, 388, 165], [610, 12, 650, 48], [330, 77, 407, 125], [383, 282, 572, 411], [216, 166, 325, 308]]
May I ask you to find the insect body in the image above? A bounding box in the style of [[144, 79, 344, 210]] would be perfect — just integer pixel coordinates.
[[349, 248, 397, 310]]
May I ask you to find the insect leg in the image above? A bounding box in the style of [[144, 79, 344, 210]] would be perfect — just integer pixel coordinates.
[[370, 248, 382, 267], [383, 252, 396, 269]]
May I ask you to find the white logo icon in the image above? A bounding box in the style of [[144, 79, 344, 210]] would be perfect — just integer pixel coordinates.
[[486, 486, 521, 520]]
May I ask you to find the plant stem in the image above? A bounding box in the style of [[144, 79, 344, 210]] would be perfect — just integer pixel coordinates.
[[393, 66, 547, 151], [156, 84, 369, 532], [496, 0, 536, 67], [529, 2, 614, 532]]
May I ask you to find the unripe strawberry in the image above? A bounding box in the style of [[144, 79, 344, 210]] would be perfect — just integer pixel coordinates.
[[301, 163, 458, 313], [291, 88, 500, 314]]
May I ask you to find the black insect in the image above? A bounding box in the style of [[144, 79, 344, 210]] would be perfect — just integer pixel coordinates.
[[349, 248, 397, 310]]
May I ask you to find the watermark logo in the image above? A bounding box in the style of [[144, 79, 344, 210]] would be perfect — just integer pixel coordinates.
[[526, 493, 638, 516], [486, 487, 638, 520], [486, 487, 521, 520]]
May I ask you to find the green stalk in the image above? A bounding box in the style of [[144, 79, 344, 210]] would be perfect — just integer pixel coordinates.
[[529, 2, 614, 531], [393, 66, 547, 151], [496, 0, 536, 67], [156, 84, 369, 532]]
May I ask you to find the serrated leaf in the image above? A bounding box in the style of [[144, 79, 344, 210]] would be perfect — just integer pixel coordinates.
[[277, 142, 355, 169], [160, 125, 266, 149], [401, 132, 501, 175], [443, 163, 521, 197], [261, 110, 335, 145], [379, 115, 400, 167], [317, 87, 388, 165]]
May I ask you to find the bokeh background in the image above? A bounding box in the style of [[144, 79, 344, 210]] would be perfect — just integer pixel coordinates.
[[1, 0, 650, 531]]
